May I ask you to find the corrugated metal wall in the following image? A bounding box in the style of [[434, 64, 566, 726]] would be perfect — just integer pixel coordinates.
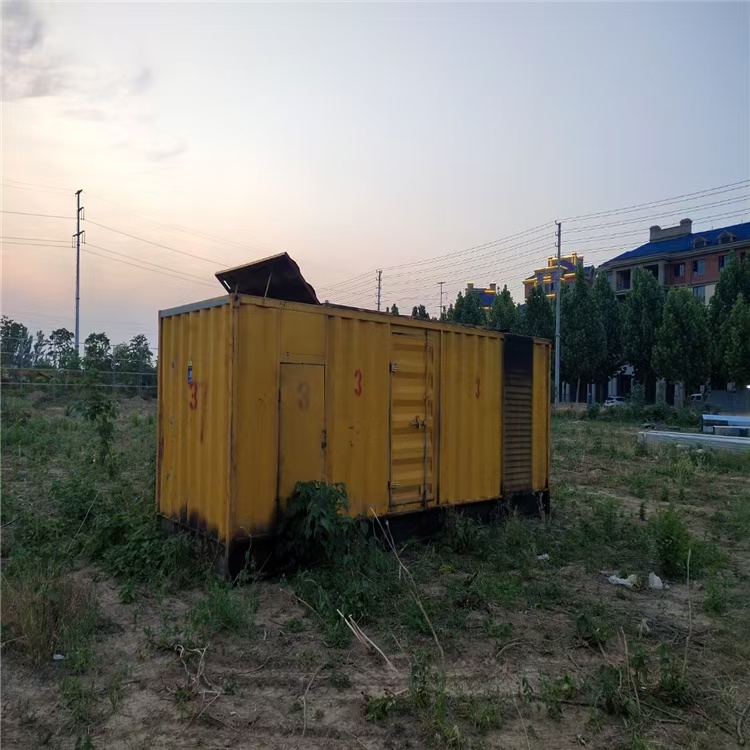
[[326, 315, 390, 518], [438, 330, 502, 504], [532, 341, 551, 491], [158, 300, 231, 541]]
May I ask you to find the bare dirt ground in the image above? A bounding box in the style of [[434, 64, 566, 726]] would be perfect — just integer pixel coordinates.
[[2, 396, 749, 750]]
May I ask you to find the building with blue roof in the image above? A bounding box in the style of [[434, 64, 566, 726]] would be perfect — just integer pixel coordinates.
[[598, 218, 750, 303]]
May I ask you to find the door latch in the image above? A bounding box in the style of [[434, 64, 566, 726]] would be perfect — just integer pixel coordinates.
[[411, 416, 426, 429]]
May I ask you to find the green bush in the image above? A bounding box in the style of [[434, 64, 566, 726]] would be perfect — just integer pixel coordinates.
[[278, 482, 403, 645], [648, 506, 723, 578], [276, 481, 352, 568]]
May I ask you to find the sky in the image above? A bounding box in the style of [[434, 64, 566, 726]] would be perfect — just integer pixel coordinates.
[[2, 0, 749, 350]]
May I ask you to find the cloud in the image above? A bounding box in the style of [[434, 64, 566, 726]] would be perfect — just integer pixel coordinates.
[[2, 0, 64, 100], [2, 2, 186, 162], [145, 141, 188, 162]]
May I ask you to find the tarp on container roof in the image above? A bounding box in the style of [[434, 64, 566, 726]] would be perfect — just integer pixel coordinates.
[[215, 252, 320, 305]]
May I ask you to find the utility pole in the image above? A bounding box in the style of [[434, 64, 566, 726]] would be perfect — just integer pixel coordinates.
[[438, 281, 445, 319], [73, 190, 85, 355], [554, 221, 562, 407], [376, 269, 382, 312]]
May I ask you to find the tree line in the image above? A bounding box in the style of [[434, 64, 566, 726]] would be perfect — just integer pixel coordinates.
[[0, 320, 155, 390], [400, 251, 750, 400]]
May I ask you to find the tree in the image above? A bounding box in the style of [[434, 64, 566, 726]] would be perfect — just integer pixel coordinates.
[[653, 287, 710, 394], [389, 304, 400, 315], [83, 332, 113, 373], [623, 268, 664, 391], [560, 265, 606, 403], [725, 293, 750, 388], [708, 252, 750, 385], [48, 328, 78, 370], [0, 316, 32, 367], [591, 271, 624, 384], [411, 305, 430, 320], [488, 285, 519, 331], [32, 330, 50, 367], [113, 335, 155, 392], [448, 290, 486, 326], [518, 286, 554, 340]]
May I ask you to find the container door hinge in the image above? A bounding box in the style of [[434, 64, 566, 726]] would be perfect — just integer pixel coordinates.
[[321, 429, 327, 450]]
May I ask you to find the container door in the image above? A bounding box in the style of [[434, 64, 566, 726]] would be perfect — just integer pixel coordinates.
[[278, 364, 326, 502], [389, 330, 436, 508]]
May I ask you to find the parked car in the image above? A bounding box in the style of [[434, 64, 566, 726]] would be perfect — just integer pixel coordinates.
[[689, 393, 705, 403], [603, 396, 627, 407]]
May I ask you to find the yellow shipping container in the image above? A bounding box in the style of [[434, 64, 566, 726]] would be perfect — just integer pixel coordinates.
[[157, 254, 551, 570]]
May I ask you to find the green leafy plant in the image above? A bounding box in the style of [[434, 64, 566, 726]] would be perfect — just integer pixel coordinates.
[[276, 482, 352, 568]]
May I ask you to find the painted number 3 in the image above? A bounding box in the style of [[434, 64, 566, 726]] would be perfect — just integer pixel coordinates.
[[354, 369, 363, 396], [475, 377, 481, 399], [298, 381, 310, 410]]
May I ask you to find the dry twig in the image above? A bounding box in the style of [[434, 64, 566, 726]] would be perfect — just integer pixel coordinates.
[[620, 628, 641, 717], [336, 609, 398, 674], [682, 547, 692, 681], [737, 699, 750, 746], [301, 664, 323, 738], [512, 694, 532, 750], [370, 507, 445, 665], [496, 640, 524, 660]]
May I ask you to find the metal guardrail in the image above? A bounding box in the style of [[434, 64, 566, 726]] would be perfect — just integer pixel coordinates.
[[638, 430, 750, 453]]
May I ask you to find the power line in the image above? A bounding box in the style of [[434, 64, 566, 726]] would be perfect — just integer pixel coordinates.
[[83, 245, 217, 289], [1, 235, 69, 242], [85, 192, 274, 260], [2, 242, 71, 249], [565, 194, 750, 234], [562, 180, 750, 222], [2, 178, 72, 193], [1, 210, 70, 219], [2, 182, 72, 197], [84, 219, 230, 266], [86, 242, 216, 286]]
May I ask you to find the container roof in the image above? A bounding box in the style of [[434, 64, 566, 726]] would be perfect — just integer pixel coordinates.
[[215, 252, 320, 304]]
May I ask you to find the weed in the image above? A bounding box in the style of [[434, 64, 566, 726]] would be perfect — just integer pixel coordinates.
[[575, 607, 613, 649], [329, 669, 351, 690], [483, 619, 513, 642], [538, 672, 581, 719], [442, 511, 487, 554], [1, 571, 99, 666], [76, 386, 118, 472], [188, 580, 256, 639], [452, 692, 504, 731], [703, 574, 732, 615], [365, 692, 411, 721], [586, 664, 638, 717], [656, 644, 690, 706], [62, 676, 98, 724], [107, 665, 129, 712], [285, 617, 304, 633], [649, 506, 723, 578], [223, 677, 238, 696], [276, 481, 352, 568], [629, 475, 647, 499]]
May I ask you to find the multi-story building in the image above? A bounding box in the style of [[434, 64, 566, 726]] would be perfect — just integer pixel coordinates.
[[522, 253, 594, 300], [598, 219, 750, 303], [466, 282, 497, 313]]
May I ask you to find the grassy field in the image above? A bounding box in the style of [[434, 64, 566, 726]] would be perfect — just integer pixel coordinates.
[[1, 390, 749, 750]]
